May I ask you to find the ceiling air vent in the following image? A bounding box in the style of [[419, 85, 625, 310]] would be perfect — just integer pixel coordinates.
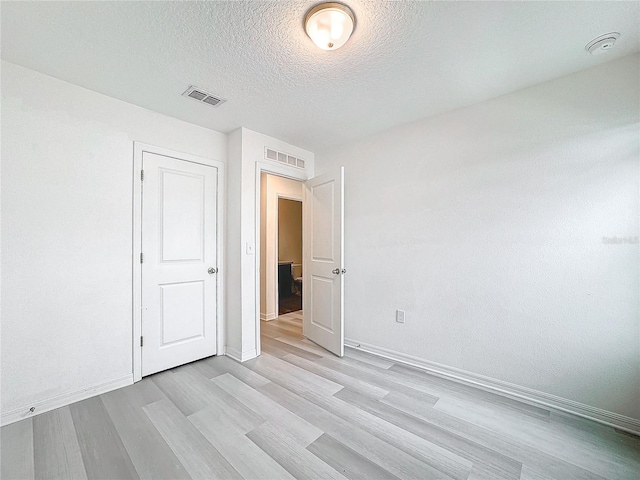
[[264, 147, 306, 170], [182, 85, 226, 107], [266, 149, 278, 161]]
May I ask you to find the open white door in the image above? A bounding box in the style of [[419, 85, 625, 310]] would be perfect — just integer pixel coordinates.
[[141, 152, 218, 376], [303, 167, 344, 357]]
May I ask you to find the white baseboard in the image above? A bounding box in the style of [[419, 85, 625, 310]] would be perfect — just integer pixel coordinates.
[[1, 374, 133, 427], [260, 312, 277, 321], [225, 346, 258, 362], [344, 338, 640, 436], [225, 346, 242, 361]]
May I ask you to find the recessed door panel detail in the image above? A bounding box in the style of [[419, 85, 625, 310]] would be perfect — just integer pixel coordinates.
[[160, 169, 204, 262], [310, 276, 334, 332], [160, 281, 204, 346], [312, 180, 334, 262]]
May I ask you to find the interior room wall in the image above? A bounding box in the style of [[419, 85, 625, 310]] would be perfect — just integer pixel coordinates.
[[315, 54, 640, 423], [259, 175, 303, 321], [1, 61, 227, 425], [226, 128, 314, 361], [225, 128, 243, 360], [278, 198, 303, 278]]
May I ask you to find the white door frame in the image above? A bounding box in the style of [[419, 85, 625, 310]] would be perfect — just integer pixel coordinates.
[[274, 194, 303, 318], [254, 161, 307, 357], [133, 142, 225, 382]]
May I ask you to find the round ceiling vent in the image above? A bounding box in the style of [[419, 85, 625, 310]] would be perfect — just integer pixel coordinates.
[[585, 33, 620, 55]]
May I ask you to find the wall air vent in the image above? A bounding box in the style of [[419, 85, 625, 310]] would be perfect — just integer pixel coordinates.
[[182, 85, 226, 107], [265, 147, 306, 169]]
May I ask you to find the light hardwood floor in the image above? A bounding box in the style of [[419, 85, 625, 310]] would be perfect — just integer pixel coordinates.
[[2, 310, 639, 479]]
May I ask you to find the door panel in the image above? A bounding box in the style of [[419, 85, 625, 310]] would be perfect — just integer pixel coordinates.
[[303, 167, 344, 357], [160, 281, 204, 346], [160, 170, 205, 261], [311, 180, 335, 261], [310, 276, 334, 331], [141, 152, 218, 376]]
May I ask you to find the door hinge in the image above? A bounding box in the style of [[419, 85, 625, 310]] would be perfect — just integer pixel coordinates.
[[141, 169, 144, 181], [140, 336, 144, 347], [140, 252, 144, 263]]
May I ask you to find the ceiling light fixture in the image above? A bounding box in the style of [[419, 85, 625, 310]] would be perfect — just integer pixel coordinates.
[[304, 2, 355, 51]]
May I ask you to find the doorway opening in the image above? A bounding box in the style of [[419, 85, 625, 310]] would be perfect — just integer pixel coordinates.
[[277, 197, 303, 315], [259, 173, 304, 344], [255, 164, 345, 359]]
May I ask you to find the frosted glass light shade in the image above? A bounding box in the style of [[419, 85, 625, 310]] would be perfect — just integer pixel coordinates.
[[305, 3, 355, 51]]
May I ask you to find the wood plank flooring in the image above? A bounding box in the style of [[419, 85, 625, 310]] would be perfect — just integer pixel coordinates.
[[2, 310, 639, 479]]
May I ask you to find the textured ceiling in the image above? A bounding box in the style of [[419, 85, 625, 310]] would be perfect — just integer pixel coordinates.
[[1, 1, 639, 152]]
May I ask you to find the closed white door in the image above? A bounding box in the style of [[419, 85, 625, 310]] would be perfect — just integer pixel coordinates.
[[303, 167, 345, 357], [141, 152, 218, 376]]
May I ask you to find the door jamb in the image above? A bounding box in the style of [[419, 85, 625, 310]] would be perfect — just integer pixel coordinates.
[[254, 161, 307, 357], [133, 142, 226, 382]]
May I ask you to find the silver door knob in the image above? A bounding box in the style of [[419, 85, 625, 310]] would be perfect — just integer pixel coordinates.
[[332, 268, 340, 275], [208, 267, 218, 274]]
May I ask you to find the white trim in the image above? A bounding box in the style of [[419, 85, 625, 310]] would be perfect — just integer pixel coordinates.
[[344, 338, 640, 435], [261, 312, 278, 321], [225, 346, 243, 362], [242, 348, 258, 362], [133, 142, 226, 382], [225, 347, 258, 363], [1, 374, 133, 427], [254, 161, 308, 359], [133, 143, 143, 382]]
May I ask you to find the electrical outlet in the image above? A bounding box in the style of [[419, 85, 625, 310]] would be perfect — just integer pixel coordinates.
[[396, 309, 405, 324]]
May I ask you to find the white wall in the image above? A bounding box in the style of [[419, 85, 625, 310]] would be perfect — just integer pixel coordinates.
[[225, 129, 244, 361], [226, 128, 313, 360], [316, 54, 640, 422], [1, 61, 227, 424], [259, 174, 303, 320]]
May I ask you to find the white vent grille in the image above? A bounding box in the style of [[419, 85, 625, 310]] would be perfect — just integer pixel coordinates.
[[202, 96, 221, 106], [188, 90, 207, 101], [264, 147, 306, 170], [266, 149, 277, 160], [182, 85, 226, 108]]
